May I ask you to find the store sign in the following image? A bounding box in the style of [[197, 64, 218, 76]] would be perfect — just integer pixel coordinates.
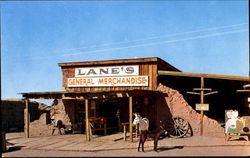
[[195, 104, 209, 111], [67, 76, 148, 87], [75, 65, 139, 77]]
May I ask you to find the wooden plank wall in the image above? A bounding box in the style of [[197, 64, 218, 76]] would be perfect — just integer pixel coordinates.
[[61, 63, 158, 92]]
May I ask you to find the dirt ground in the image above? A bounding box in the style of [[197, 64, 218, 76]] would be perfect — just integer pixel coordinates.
[[2, 145, 250, 157], [2, 132, 250, 157]]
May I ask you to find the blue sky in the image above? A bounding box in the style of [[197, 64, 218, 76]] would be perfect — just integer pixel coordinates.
[[1, 1, 249, 100]]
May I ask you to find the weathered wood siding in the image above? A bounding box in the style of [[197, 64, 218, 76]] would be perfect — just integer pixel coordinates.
[[61, 63, 158, 92]]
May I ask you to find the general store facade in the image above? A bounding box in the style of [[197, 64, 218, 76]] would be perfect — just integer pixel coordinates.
[[21, 57, 249, 142]]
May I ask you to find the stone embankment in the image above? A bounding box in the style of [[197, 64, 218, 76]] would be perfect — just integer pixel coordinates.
[[157, 83, 225, 137]]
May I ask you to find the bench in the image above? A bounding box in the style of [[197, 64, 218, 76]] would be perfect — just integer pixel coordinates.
[[91, 127, 117, 135], [88, 117, 117, 136]]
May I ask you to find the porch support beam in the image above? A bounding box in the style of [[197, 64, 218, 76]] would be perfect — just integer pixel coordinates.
[[200, 77, 204, 136], [85, 99, 91, 141], [24, 99, 30, 138], [129, 96, 133, 142]]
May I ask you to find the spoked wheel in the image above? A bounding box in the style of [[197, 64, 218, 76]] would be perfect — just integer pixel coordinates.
[[165, 116, 191, 138]]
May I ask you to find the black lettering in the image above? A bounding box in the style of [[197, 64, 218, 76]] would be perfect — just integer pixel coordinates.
[[78, 69, 86, 75], [100, 68, 109, 75], [111, 68, 120, 74], [87, 69, 97, 75], [125, 67, 134, 74]]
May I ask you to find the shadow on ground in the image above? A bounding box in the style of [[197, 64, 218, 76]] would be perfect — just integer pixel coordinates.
[[156, 146, 184, 152], [143, 146, 184, 153], [2, 146, 25, 153]]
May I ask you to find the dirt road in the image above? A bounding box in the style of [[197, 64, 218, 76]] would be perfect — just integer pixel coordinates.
[[2, 145, 250, 157], [3, 132, 250, 157]]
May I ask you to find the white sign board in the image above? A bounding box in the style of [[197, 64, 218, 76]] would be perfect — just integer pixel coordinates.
[[75, 65, 139, 77], [195, 104, 209, 111], [248, 97, 250, 102], [68, 76, 148, 87]]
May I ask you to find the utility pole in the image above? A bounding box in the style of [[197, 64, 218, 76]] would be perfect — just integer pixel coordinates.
[[187, 77, 218, 136]]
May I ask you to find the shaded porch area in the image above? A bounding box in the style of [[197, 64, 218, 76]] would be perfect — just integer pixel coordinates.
[[20, 89, 163, 142]]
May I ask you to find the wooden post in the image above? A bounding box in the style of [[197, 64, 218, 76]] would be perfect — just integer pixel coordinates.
[[2, 132, 6, 152], [104, 120, 107, 135], [24, 99, 30, 138], [123, 124, 127, 141], [89, 122, 92, 140], [135, 124, 138, 138], [187, 77, 217, 136], [129, 96, 133, 142], [85, 99, 90, 141], [200, 77, 204, 136]]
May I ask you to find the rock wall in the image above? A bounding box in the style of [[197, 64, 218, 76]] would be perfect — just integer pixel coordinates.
[[50, 99, 73, 126], [29, 113, 53, 137], [157, 83, 225, 137], [1, 99, 49, 132], [28, 99, 74, 137]]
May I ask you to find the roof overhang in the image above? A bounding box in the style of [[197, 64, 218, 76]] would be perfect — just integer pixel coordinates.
[[19, 89, 165, 100], [58, 57, 181, 72], [158, 70, 249, 81]]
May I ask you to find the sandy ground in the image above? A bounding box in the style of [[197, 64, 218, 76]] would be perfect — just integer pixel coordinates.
[[2, 132, 250, 157], [3, 146, 250, 157]]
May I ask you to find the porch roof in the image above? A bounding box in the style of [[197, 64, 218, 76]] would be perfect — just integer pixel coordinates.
[[20, 89, 164, 100]]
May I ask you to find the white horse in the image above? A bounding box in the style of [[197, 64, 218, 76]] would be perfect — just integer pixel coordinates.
[[133, 113, 150, 152], [133, 113, 149, 132]]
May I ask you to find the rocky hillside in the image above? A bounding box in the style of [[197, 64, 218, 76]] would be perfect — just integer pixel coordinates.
[[157, 84, 225, 137]]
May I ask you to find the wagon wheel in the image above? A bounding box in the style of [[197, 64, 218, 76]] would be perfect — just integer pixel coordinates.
[[165, 116, 191, 138]]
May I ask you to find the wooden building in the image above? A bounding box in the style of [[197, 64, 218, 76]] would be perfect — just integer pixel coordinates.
[[21, 57, 249, 141]]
